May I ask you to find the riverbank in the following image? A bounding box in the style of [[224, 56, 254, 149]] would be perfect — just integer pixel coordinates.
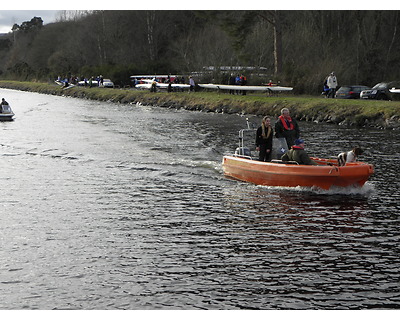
[[1, 80, 400, 129]]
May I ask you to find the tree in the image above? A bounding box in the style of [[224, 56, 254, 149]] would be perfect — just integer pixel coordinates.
[[256, 11, 283, 76], [15, 17, 43, 32], [218, 11, 284, 77], [2, 10, 400, 92]]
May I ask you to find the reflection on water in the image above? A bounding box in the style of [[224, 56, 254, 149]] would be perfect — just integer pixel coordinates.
[[0, 88, 399, 309]]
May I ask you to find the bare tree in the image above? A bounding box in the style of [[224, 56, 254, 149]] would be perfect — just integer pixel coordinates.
[[257, 11, 283, 76]]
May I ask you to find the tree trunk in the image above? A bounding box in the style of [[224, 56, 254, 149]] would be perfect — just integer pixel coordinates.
[[273, 11, 283, 76], [146, 11, 156, 61], [384, 12, 398, 79], [258, 11, 283, 77]]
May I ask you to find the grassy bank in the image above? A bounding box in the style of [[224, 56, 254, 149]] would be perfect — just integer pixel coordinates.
[[1, 80, 400, 129]]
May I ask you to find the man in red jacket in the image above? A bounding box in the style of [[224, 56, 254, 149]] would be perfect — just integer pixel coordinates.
[[274, 108, 300, 148]]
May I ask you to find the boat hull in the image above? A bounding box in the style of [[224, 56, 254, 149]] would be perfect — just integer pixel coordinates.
[[0, 113, 14, 121], [222, 156, 374, 190], [0, 104, 15, 121], [198, 83, 293, 92]]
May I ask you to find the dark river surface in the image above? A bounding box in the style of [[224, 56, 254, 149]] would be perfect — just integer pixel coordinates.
[[0, 88, 399, 310]]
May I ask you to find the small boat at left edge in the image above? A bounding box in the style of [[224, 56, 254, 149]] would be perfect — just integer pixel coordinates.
[[0, 103, 15, 121]]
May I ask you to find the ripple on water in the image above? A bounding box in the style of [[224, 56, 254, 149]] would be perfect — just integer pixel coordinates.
[[0, 90, 399, 309]]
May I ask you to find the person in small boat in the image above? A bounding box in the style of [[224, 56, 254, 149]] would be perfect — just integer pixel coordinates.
[[337, 147, 363, 166], [281, 138, 317, 165], [0, 98, 9, 113], [256, 116, 273, 162], [275, 107, 300, 148]]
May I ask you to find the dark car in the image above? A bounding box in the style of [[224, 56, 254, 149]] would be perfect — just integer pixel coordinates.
[[335, 85, 370, 99], [360, 81, 400, 100]]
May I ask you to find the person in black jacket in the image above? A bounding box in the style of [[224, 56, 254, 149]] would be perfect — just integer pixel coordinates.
[[274, 107, 300, 148], [0, 98, 9, 113], [256, 116, 273, 162]]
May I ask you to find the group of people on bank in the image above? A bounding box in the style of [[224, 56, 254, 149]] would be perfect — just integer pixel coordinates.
[[228, 74, 248, 95], [255, 107, 362, 166]]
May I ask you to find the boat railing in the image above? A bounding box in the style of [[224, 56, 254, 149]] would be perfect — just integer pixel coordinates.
[[237, 127, 257, 159], [238, 128, 256, 148], [233, 154, 253, 160], [271, 159, 299, 165], [234, 119, 290, 161]]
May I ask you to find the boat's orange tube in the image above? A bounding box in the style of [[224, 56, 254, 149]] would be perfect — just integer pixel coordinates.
[[222, 156, 374, 189]]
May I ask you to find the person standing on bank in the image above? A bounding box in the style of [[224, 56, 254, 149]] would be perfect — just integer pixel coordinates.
[[256, 116, 273, 162], [275, 107, 300, 149], [326, 72, 338, 98], [189, 76, 195, 92]]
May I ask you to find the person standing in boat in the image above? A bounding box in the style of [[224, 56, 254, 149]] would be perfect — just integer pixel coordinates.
[[1, 98, 9, 106], [274, 107, 300, 148], [281, 139, 317, 165], [256, 116, 274, 162], [0, 98, 9, 113]]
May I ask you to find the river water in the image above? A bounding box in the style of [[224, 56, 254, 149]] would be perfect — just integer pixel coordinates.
[[0, 88, 399, 310]]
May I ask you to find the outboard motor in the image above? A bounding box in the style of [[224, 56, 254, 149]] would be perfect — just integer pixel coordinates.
[[235, 147, 251, 158]]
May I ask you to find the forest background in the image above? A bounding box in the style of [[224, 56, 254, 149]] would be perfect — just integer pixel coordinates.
[[0, 10, 399, 95]]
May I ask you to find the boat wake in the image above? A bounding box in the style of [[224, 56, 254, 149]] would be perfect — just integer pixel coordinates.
[[259, 182, 375, 197], [312, 182, 375, 196], [153, 155, 222, 173], [25, 147, 84, 161]]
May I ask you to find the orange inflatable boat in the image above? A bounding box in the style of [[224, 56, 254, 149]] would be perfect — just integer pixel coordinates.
[[222, 155, 374, 190], [223, 125, 374, 190]]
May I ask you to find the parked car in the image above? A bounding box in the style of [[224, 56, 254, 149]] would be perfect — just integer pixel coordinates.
[[360, 81, 400, 100], [102, 79, 114, 88], [335, 85, 370, 99]]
